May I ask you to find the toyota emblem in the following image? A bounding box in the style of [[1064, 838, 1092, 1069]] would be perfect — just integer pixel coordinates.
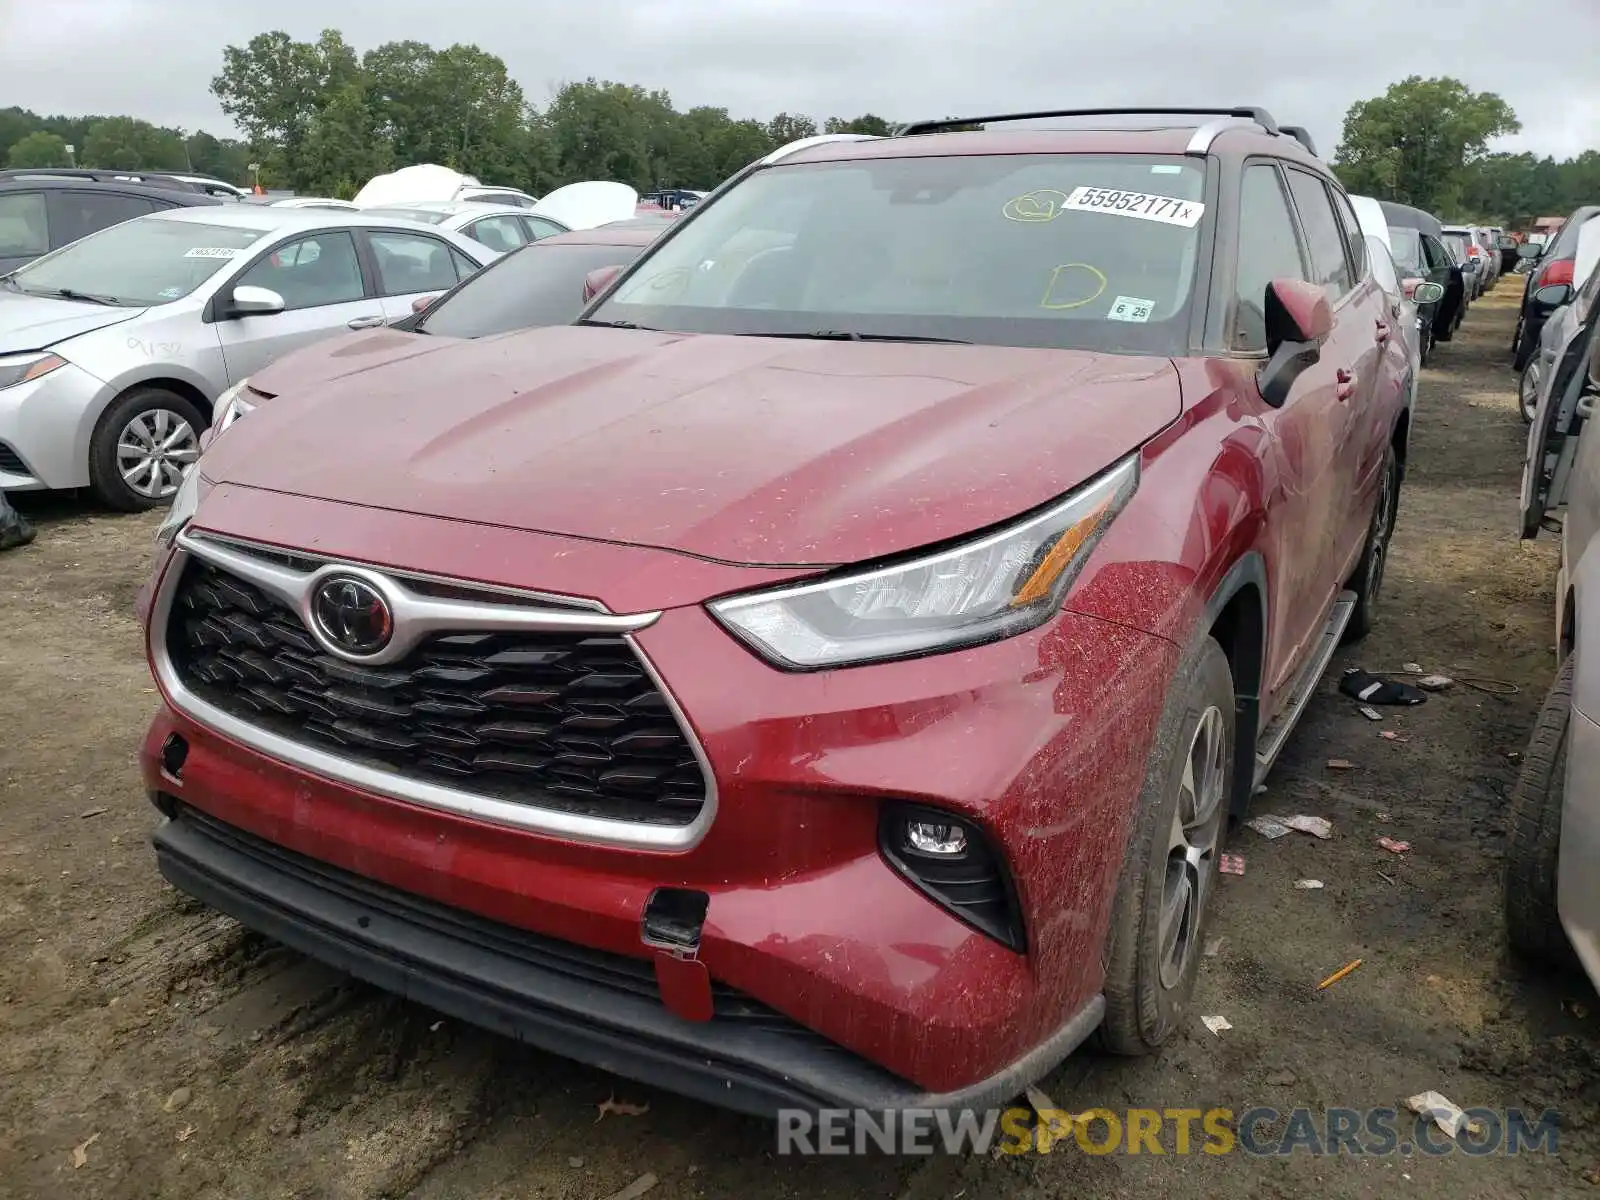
[[312, 576, 394, 655]]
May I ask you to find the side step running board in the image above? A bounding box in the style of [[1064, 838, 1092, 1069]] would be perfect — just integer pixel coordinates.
[[1253, 590, 1357, 788]]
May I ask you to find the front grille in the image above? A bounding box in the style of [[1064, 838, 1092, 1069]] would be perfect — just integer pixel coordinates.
[[0, 442, 29, 476], [165, 560, 708, 825]]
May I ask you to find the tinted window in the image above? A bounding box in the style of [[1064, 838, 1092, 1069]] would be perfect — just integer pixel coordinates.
[[10, 216, 264, 305], [467, 215, 528, 253], [0, 192, 48, 257], [450, 248, 478, 279], [419, 242, 646, 339], [1328, 187, 1367, 280], [368, 230, 461, 295], [237, 231, 364, 310], [597, 154, 1210, 353], [1285, 170, 1354, 301], [49, 191, 154, 246], [1231, 164, 1308, 352], [1422, 235, 1450, 271]]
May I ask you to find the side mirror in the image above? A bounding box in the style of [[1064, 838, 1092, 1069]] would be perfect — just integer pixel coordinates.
[[228, 284, 285, 317], [1411, 281, 1445, 305], [1517, 242, 1543, 260], [582, 264, 624, 303], [411, 294, 439, 314], [1534, 283, 1574, 308], [1257, 278, 1332, 409]]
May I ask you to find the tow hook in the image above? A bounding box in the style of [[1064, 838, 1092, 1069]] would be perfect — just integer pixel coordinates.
[[642, 888, 713, 1022]]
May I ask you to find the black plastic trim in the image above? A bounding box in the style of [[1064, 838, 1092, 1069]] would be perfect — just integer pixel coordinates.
[[878, 803, 1027, 953]]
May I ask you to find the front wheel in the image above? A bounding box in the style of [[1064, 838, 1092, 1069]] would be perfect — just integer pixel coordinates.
[[1099, 636, 1235, 1055], [1343, 443, 1399, 643], [88, 387, 206, 512], [1504, 655, 1577, 968], [1519, 360, 1542, 423]]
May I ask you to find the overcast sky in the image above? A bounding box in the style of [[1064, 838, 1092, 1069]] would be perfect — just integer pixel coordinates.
[[4, 0, 1597, 161]]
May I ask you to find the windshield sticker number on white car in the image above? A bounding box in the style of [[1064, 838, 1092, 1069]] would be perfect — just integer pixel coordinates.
[[1061, 187, 1205, 228], [1107, 295, 1156, 323], [183, 247, 240, 259], [1002, 189, 1070, 223]]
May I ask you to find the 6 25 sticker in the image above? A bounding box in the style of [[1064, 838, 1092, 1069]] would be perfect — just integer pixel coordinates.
[[1061, 187, 1205, 227]]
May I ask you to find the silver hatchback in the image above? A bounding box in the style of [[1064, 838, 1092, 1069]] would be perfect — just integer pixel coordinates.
[[0, 206, 496, 509]]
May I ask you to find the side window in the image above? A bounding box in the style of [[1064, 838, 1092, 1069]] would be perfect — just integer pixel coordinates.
[[367, 230, 462, 295], [1285, 170, 1355, 302], [1328, 187, 1367, 281], [450, 248, 478, 279], [48, 191, 154, 246], [521, 216, 566, 242], [236, 231, 364, 310], [1421, 235, 1449, 272], [1231, 164, 1310, 352], [467, 215, 528, 254], [0, 192, 48, 257]]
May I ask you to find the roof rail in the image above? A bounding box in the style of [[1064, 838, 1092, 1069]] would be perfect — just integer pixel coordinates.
[[1279, 125, 1318, 156], [895, 106, 1280, 137], [758, 133, 883, 165], [0, 167, 208, 193]]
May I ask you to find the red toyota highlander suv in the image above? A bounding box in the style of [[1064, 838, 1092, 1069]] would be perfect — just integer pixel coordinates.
[[139, 107, 1413, 1117]]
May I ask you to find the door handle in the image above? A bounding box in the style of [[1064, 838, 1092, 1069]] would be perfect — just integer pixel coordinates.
[[1335, 368, 1357, 401], [1375, 319, 1391, 344], [347, 315, 386, 330]]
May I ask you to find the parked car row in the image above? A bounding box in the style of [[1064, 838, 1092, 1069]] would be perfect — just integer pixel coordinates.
[[132, 106, 1423, 1119]]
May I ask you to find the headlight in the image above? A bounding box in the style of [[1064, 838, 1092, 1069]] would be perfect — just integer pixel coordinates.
[[709, 456, 1139, 669], [154, 467, 208, 550], [0, 352, 66, 390], [213, 378, 258, 431]]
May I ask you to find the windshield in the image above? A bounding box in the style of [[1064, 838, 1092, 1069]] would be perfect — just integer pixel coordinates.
[[592, 153, 1208, 353], [1388, 227, 1424, 271], [418, 241, 647, 339], [366, 208, 451, 226], [9, 217, 266, 306]]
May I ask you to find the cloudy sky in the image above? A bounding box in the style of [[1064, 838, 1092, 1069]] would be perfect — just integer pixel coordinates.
[[4, 0, 1597, 161]]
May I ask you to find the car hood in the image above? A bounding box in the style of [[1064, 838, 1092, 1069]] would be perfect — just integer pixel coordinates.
[[0, 290, 145, 353], [202, 326, 1181, 567], [248, 326, 463, 395], [530, 182, 639, 231]]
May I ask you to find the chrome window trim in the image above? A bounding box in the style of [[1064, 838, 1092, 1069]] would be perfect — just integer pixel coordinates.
[[150, 535, 718, 851]]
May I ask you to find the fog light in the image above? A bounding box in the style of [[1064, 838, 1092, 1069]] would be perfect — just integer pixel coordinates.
[[905, 820, 968, 857]]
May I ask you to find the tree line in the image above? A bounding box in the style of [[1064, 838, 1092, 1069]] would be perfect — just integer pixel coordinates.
[[2, 37, 1594, 227]]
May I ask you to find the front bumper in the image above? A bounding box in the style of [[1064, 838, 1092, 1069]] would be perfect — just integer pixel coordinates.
[[139, 492, 1177, 1106], [0, 359, 108, 491]]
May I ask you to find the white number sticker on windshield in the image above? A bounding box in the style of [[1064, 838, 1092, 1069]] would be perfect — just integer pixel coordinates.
[[1108, 295, 1156, 323], [184, 247, 240, 259], [1061, 187, 1205, 228]]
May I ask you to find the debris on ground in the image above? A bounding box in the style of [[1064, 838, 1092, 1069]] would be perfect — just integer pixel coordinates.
[[1246, 816, 1291, 839], [1403, 662, 1423, 674], [594, 1096, 650, 1123], [1202, 1015, 1232, 1035], [1378, 837, 1412, 854], [1219, 854, 1246, 876], [1381, 731, 1410, 742], [1359, 706, 1383, 721], [1339, 668, 1428, 707], [1318, 959, 1363, 990], [1265, 1069, 1298, 1087], [71, 1132, 99, 1169], [1405, 1091, 1485, 1139], [1204, 937, 1225, 957], [1327, 759, 1354, 770], [163, 1086, 192, 1113], [176, 1124, 196, 1143], [601, 1173, 659, 1200], [1563, 998, 1590, 1020], [79, 806, 108, 819], [1282, 815, 1334, 839], [1295, 879, 1325, 890], [1417, 674, 1454, 692]]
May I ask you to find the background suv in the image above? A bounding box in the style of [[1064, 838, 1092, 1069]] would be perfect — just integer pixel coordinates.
[[0, 175, 221, 274]]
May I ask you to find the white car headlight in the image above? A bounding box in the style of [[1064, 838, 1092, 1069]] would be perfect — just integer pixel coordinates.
[[154, 467, 208, 550], [709, 456, 1139, 669], [0, 351, 66, 391], [213, 378, 258, 431]]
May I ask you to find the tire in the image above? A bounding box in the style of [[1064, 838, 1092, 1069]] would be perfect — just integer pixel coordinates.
[[1512, 312, 1525, 358], [1342, 442, 1399, 643], [1519, 359, 1542, 424], [88, 387, 207, 512], [1099, 636, 1235, 1055], [1504, 655, 1579, 969]]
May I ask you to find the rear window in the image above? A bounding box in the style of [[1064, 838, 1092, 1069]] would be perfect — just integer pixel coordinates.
[[593, 153, 1210, 354], [418, 242, 646, 339]]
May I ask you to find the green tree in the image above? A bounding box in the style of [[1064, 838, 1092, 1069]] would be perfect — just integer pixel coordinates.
[[824, 114, 895, 137], [211, 29, 360, 170], [81, 117, 188, 170], [6, 131, 71, 168], [184, 131, 251, 184], [767, 112, 817, 146], [298, 81, 394, 198], [1333, 77, 1519, 213]]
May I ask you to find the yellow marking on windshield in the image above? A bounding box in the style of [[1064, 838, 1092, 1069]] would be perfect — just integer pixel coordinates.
[[1039, 263, 1107, 310]]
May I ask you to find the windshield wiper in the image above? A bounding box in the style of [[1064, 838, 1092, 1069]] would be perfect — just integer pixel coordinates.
[[576, 318, 657, 331], [45, 287, 120, 307], [745, 330, 973, 345]]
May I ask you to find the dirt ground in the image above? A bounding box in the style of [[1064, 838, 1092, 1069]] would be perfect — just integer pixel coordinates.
[[3, 286, 1597, 1200]]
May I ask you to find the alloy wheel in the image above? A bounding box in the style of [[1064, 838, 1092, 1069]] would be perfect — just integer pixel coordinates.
[[117, 408, 198, 500], [1157, 705, 1228, 990], [1520, 363, 1542, 422], [1366, 458, 1396, 612]]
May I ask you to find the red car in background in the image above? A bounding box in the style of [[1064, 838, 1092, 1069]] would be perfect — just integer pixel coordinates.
[[138, 107, 1411, 1117]]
